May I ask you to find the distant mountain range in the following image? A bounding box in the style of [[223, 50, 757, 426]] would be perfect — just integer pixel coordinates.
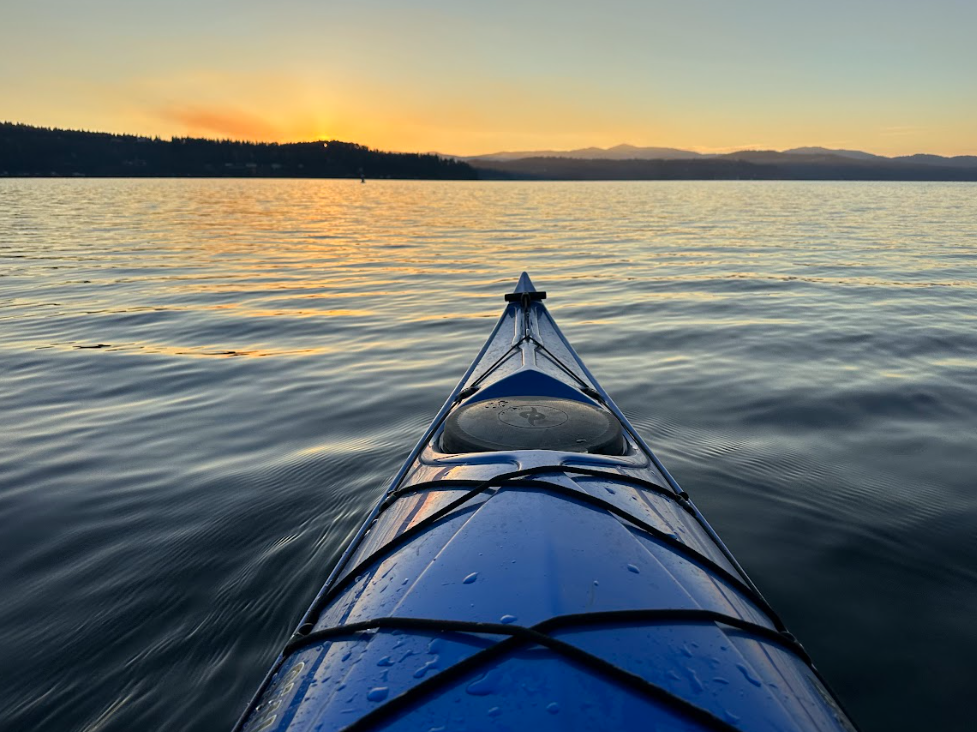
[[455, 145, 977, 181], [464, 144, 705, 162], [459, 144, 977, 168]]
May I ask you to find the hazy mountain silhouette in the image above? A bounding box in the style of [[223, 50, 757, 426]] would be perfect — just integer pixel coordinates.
[[473, 150, 977, 181], [717, 149, 977, 170], [464, 144, 705, 162], [462, 144, 976, 172], [782, 146, 886, 161], [893, 153, 977, 168], [784, 148, 977, 167]]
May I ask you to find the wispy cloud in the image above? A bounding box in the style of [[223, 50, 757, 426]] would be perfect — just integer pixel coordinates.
[[879, 125, 922, 137], [156, 105, 281, 141]]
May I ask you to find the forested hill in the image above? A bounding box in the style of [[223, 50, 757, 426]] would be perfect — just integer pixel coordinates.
[[0, 123, 477, 179]]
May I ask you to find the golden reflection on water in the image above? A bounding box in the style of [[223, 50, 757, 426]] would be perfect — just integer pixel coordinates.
[[212, 308, 377, 319], [3, 178, 975, 363], [51, 342, 342, 358]]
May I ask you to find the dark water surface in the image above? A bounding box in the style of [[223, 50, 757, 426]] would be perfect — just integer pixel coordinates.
[[1, 179, 975, 731]]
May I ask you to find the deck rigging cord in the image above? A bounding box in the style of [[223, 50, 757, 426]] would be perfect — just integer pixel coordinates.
[[296, 466, 783, 637]]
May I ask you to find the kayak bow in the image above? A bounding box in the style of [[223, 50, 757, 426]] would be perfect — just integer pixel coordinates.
[[234, 273, 856, 732]]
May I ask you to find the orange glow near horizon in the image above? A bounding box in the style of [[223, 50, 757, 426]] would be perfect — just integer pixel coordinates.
[[74, 59, 969, 157], [1, 65, 953, 157], [107, 74, 975, 157], [4, 0, 975, 159], [12, 93, 976, 158], [133, 101, 976, 158]]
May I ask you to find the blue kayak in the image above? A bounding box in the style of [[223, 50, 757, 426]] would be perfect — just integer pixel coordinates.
[[234, 273, 857, 732]]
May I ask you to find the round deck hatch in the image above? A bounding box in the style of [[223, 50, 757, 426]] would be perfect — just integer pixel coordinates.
[[442, 397, 625, 454]]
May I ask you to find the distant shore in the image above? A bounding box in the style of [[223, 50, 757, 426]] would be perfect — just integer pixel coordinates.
[[3, 122, 976, 181], [473, 153, 977, 181], [0, 123, 477, 180]]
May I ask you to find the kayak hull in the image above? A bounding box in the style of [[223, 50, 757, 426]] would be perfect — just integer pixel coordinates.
[[235, 274, 856, 732]]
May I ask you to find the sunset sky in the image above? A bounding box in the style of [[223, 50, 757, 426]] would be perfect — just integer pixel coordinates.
[[3, 0, 975, 156]]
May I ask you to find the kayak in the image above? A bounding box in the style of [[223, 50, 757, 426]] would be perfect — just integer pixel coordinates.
[[233, 273, 857, 732]]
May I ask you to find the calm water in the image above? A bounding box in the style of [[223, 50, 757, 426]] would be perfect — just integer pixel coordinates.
[[1, 179, 975, 732]]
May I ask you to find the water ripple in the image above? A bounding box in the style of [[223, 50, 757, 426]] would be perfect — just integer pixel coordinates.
[[0, 179, 975, 732]]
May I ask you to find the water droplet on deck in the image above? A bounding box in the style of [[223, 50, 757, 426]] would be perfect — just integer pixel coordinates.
[[367, 687, 389, 702], [463, 572, 479, 584], [627, 564, 640, 574], [377, 656, 394, 667], [736, 663, 763, 687], [414, 660, 439, 678], [547, 702, 560, 714], [466, 671, 498, 696], [488, 706, 502, 717], [500, 614, 517, 624]]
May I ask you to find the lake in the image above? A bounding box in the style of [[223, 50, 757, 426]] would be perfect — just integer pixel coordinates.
[[1, 178, 975, 732]]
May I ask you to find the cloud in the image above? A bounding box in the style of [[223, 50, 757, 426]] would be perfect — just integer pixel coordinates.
[[879, 125, 922, 137], [156, 105, 281, 141]]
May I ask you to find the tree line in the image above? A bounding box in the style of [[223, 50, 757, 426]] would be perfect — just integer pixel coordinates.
[[0, 123, 477, 179]]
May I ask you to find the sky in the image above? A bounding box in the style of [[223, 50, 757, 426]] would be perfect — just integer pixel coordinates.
[[2, 0, 975, 156]]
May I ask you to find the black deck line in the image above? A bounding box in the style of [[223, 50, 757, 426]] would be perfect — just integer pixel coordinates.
[[328, 618, 743, 732], [285, 610, 808, 664], [293, 469, 785, 639], [383, 465, 681, 506]]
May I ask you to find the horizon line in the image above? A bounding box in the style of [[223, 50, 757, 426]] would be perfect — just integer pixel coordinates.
[[4, 119, 975, 160]]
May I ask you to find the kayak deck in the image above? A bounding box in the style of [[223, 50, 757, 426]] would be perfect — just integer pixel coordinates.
[[236, 274, 855, 732]]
